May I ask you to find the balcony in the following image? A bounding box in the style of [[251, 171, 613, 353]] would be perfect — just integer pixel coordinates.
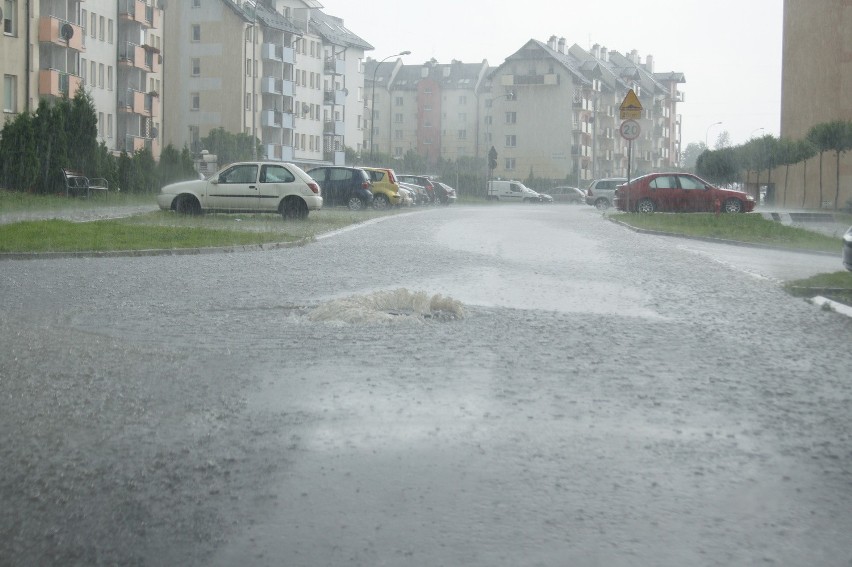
[[119, 0, 160, 29], [262, 44, 295, 64], [119, 42, 148, 71], [124, 134, 159, 155], [323, 120, 345, 136], [119, 89, 159, 118], [323, 150, 345, 165], [261, 110, 294, 129], [38, 17, 85, 51], [264, 144, 294, 162], [324, 58, 346, 75], [38, 69, 83, 98], [323, 89, 346, 106], [261, 77, 294, 97]]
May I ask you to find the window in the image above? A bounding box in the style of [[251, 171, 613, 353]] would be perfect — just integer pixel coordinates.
[[505, 111, 516, 124], [260, 165, 295, 183], [189, 125, 199, 149], [457, 130, 467, 140], [192, 58, 201, 76], [505, 158, 516, 170], [394, 113, 403, 123], [192, 0, 201, 6], [107, 19, 113, 43], [505, 135, 516, 147], [98, 63, 104, 89], [458, 112, 466, 122], [3, 75, 16, 113], [190, 92, 200, 110], [245, 93, 251, 110], [99, 16, 104, 41], [98, 112, 104, 137], [459, 95, 467, 104], [394, 130, 403, 140], [394, 96, 403, 106], [191, 24, 201, 42], [3, 0, 16, 35], [80, 59, 87, 82], [107, 66, 113, 90], [106, 114, 113, 138], [90, 62, 96, 86]]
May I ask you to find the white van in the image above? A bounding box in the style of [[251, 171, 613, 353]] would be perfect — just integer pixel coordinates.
[[486, 180, 541, 203]]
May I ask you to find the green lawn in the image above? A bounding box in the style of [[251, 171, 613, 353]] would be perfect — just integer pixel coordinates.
[[0, 188, 153, 213], [609, 212, 845, 253]]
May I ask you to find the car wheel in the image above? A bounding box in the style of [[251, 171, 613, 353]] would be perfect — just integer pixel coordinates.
[[280, 197, 308, 220], [175, 195, 201, 215], [347, 196, 364, 211], [595, 198, 609, 210], [373, 194, 390, 210], [637, 198, 656, 213], [724, 198, 743, 213]]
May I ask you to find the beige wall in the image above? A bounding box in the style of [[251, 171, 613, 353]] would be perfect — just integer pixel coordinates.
[[779, 0, 852, 209]]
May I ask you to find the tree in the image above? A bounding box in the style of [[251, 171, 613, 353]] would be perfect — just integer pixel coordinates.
[[158, 144, 198, 187], [0, 112, 39, 192], [680, 142, 705, 170], [696, 147, 739, 186], [200, 127, 260, 165], [66, 86, 99, 176], [806, 121, 844, 208]]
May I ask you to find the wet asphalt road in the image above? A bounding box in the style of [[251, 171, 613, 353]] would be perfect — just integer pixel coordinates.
[[1, 204, 851, 566]]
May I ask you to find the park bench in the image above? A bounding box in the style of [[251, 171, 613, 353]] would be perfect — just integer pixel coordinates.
[[61, 168, 110, 199]]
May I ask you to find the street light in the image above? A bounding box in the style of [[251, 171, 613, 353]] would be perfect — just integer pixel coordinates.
[[369, 50, 411, 161], [705, 121, 722, 148], [750, 127, 765, 139]]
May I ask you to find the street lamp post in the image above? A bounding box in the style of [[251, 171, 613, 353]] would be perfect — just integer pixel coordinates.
[[705, 121, 722, 148], [369, 51, 410, 162]]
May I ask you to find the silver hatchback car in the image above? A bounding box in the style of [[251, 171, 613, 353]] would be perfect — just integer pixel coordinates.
[[584, 177, 628, 210]]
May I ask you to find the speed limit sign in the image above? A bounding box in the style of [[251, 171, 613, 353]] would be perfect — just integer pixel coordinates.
[[619, 119, 641, 141]]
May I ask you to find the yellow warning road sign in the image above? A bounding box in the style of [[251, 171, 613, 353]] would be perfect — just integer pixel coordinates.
[[620, 89, 643, 120]]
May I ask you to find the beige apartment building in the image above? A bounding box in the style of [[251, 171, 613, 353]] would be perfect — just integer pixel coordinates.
[[1, 0, 163, 158], [365, 38, 683, 185], [162, 0, 371, 169], [779, 0, 852, 209]]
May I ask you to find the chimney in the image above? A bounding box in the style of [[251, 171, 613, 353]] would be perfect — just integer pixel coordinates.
[[557, 37, 566, 54], [592, 43, 600, 59], [600, 47, 608, 62], [548, 35, 558, 50], [630, 49, 638, 64], [645, 54, 654, 72]]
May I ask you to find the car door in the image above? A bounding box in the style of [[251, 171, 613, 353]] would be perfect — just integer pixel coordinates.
[[508, 182, 525, 202], [207, 164, 259, 211], [258, 164, 298, 211], [648, 175, 679, 211], [677, 174, 714, 212], [308, 168, 334, 204]]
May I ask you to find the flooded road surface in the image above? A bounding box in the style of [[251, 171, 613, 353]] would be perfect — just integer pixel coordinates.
[[2, 205, 851, 566]]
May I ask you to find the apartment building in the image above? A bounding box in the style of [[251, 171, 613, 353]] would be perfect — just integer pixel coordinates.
[[0, 1, 162, 157], [365, 58, 489, 162], [363, 38, 682, 184], [163, 0, 370, 168]]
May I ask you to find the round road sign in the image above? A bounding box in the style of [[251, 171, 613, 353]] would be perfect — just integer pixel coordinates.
[[620, 119, 641, 141]]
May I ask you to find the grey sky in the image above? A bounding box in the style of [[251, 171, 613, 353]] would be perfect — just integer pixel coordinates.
[[329, 0, 783, 149]]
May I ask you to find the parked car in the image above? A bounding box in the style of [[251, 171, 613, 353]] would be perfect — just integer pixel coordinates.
[[396, 184, 415, 207], [537, 191, 554, 203], [613, 173, 756, 213], [584, 177, 628, 209], [361, 166, 403, 210], [399, 181, 429, 205], [550, 186, 585, 204], [843, 226, 852, 271], [306, 166, 373, 210], [156, 161, 322, 219], [433, 181, 458, 205], [398, 174, 437, 203]]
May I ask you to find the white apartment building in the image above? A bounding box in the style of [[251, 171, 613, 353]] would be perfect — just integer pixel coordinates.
[[162, 0, 371, 168]]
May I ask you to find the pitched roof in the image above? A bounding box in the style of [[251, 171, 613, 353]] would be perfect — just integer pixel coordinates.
[[309, 10, 373, 50]]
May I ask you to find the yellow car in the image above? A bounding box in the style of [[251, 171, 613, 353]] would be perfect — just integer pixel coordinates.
[[361, 167, 403, 209]]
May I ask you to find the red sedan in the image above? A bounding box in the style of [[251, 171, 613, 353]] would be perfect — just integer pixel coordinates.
[[613, 173, 756, 213]]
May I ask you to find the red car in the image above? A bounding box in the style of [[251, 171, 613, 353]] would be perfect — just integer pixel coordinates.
[[613, 173, 756, 213]]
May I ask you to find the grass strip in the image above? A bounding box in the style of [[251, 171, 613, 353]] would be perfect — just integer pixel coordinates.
[[0, 219, 298, 253], [610, 212, 843, 253]]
